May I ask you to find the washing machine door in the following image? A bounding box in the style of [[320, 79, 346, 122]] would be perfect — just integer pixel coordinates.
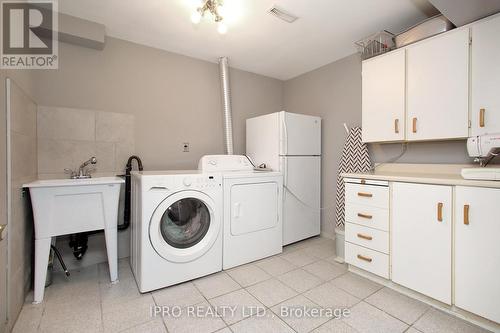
[[149, 190, 220, 263]]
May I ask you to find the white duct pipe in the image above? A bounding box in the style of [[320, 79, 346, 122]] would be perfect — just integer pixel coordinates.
[[219, 56, 234, 155]]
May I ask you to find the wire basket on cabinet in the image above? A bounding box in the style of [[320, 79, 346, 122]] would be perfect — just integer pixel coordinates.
[[355, 30, 395, 60]]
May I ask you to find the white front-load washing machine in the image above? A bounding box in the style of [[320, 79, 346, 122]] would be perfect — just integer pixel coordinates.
[[130, 170, 222, 292], [199, 155, 283, 269]]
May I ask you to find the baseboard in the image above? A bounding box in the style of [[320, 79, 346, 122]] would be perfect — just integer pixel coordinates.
[[320, 231, 335, 240], [348, 265, 500, 333], [334, 228, 345, 263]]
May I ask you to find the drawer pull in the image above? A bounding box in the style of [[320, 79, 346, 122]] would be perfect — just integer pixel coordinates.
[[412, 117, 417, 133], [464, 204, 470, 225], [357, 213, 373, 219], [437, 202, 443, 222], [480, 108, 485, 127], [357, 254, 372, 262], [357, 192, 373, 198], [394, 118, 400, 134], [357, 233, 372, 240]]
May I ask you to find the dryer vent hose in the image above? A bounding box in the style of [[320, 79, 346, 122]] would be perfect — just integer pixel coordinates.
[[219, 57, 234, 155]]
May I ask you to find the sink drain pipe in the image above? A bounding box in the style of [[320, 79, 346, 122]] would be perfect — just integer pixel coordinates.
[[120, 155, 143, 231], [68, 156, 143, 260], [219, 57, 234, 155]]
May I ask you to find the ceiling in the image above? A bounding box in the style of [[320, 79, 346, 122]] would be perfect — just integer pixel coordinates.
[[59, 0, 437, 80]]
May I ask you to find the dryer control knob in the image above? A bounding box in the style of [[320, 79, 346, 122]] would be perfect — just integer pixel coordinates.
[[183, 178, 192, 187]]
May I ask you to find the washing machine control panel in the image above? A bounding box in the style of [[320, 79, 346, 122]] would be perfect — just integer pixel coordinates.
[[183, 175, 220, 189]]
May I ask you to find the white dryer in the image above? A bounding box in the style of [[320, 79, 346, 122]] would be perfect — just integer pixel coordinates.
[[131, 170, 222, 292], [199, 155, 283, 269]]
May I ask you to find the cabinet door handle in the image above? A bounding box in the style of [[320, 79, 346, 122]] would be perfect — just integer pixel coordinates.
[[357, 254, 372, 262], [437, 202, 443, 222], [357, 213, 373, 219], [357, 192, 373, 198], [357, 233, 372, 240], [412, 117, 417, 133], [464, 204, 470, 225], [480, 108, 485, 127], [394, 119, 399, 134], [0, 224, 6, 241]]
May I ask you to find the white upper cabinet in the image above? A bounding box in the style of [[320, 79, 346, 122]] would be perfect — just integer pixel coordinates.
[[406, 29, 470, 141], [391, 182, 452, 304], [471, 15, 500, 136], [455, 186, 500, 323], [362, 49, 406, 143]]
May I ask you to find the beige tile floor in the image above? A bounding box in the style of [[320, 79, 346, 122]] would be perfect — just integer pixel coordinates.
[[13, 237, 493, 333]]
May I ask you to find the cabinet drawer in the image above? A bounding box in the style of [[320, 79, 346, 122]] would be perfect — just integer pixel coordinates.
[[345, 202, 389, 231], [345, 183, 389, 209], [345, 223, 389, 254], [345, 242, 389, 279]]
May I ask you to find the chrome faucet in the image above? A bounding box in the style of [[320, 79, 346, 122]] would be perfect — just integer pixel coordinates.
[[65, 157, 97, 179]]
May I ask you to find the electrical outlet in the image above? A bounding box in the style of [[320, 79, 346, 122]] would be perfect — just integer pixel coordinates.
[[183, 142, 190, 152]]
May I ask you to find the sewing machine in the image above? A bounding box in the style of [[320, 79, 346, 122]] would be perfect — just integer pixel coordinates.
[[461, 133, 500, 180]]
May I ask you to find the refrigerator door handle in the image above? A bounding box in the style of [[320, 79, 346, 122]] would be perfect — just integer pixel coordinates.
[[282, 157, 288, 187], [281, 115, 288, 155]]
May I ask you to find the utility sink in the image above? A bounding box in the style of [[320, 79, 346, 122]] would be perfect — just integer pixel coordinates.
[[24, 177, 124, 304], [26, 177, 124, 188]]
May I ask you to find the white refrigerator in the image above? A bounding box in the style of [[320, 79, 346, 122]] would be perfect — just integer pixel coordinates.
[[246, 111, 321, 245]]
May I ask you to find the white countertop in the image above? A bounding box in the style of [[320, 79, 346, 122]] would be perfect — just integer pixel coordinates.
[[341, 164, 500, 189]]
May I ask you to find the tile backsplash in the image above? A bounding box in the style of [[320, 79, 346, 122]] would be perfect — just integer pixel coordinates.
[[37, 106, 135, 179]]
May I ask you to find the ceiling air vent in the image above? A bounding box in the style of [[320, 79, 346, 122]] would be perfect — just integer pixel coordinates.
[[268, 6, 298, 23]]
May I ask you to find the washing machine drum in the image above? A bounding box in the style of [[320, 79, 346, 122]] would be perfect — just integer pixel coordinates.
[[161, 198, 210, 249], [150, 191, 220, 263]]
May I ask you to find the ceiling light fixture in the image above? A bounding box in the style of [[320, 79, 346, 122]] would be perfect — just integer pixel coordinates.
[[191, 0, 227, 34]]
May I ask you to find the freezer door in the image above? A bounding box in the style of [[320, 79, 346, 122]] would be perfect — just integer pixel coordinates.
[[280, 156, 321, 245], [280, 112, 321, 156], [246, 112, 281, 171]]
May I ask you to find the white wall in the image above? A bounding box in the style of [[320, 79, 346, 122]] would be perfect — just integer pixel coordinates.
[[29, 37, 284, 169]]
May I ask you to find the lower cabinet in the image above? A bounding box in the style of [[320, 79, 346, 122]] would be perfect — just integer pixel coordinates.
[[345, 178, 500, 324], [391, 182, 452, 304], [455, 186, 500, 323]]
